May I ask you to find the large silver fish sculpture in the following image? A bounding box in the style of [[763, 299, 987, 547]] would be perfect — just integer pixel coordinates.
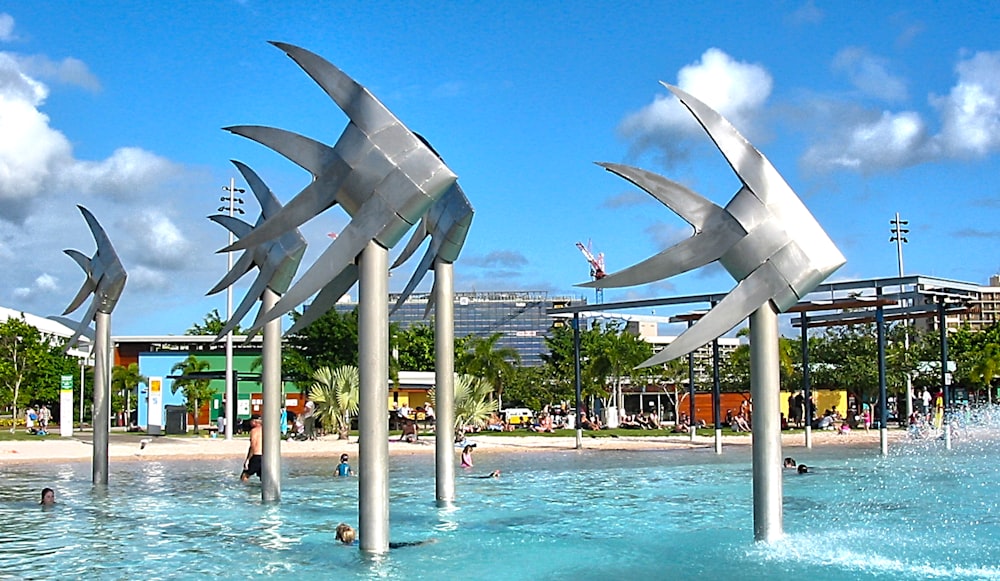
[[207, 160, 306, 340], [285, 142, 473, 336], [583, 84, 845, 368], [58, 205, 127, 350], [389, 166, 474, 317], [220, 42, 456, 331]]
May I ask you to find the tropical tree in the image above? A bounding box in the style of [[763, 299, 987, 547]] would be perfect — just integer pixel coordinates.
[[186, 309, 243, 336], [170, 355, 215, 433], [430, 374, 497, 439], [0, 316, 66, 428], [309, 365, 360, 439], [966, 342, 1000, 404], [111, 363, 147, 423], [286, 307, 359, 373], [584, 322, 652, 411], [393, 322, 436, 372], [456, 332, 520, 410]]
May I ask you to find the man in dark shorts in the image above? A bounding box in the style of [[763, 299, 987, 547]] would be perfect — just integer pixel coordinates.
[[241, 416, 263, 481]]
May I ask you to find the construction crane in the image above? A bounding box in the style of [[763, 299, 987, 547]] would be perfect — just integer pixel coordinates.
[[575, 240, 606, 304]]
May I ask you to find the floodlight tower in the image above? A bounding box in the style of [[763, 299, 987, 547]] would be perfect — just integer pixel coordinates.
[[219, 179, 245, 441], [890, 212, 912, 420]]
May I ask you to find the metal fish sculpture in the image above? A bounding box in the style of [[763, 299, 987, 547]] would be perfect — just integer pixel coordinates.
[[583, 84, 845, 368], [389, 180, 474, 318], [287, 142, 473, 335], [221, 42, 456, 330], [207, 160, 307, 339], [60, 205, 127, 350]]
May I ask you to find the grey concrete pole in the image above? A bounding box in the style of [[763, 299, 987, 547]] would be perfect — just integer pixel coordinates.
[[938, 299, 952, 450], [876, 291, 889, 456], [688, 328, 696, 442], [800, 311, 813, 449], [573, 313, 583, 449], [434, 261, 456, 505], [359, 241, 390, 553], [712, 336, 722, 454], [92, 311, 111, 485], [750, 304, 783, 542], [261, 288, 282, 502]]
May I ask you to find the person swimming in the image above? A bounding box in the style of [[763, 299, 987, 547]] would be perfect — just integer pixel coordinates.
[[797, 464, 809, 474], [783, 457, 797, 468], [40, 487, 55, 506], [335, 523, 436, 548], [472, 470, 501, 479]]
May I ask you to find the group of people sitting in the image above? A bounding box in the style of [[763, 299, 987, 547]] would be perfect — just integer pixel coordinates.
[[618, 412, 660, 430]]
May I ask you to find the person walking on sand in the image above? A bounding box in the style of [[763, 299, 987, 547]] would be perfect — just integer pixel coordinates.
[[240, 416, 263, 482]]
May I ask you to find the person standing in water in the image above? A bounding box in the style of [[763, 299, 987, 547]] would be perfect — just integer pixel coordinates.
[[240, 416, 263, 482], [336, 453, 355, 477]]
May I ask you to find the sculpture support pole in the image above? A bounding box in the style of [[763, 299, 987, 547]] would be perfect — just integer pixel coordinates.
[[750, 303, 782, 542], [800, 311, 813, 449], [92, 311, 111, 485], [359, 241, 390, 553], [260, 288, 282, 502], [876, 290, 888, 456], [434, 260, 455, 505], [712, 336, 722, 454], [688, 322, 696, 442], [573, 313, 583, 449]]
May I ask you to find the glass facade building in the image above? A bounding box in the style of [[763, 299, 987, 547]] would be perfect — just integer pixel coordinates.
[[336, 290, 584, 366]]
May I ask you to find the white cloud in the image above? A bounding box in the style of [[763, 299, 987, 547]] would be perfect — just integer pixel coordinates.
[[0, 14, 15, 42], [787, 1, 823, 26], [12, 272, 59, 299], [802, 109, 927, 173], [832, 47, 907, 102], [35, 273, 57, 291], [0, 53, 175, 220], [14, 54, 101, 92], [120, 209, 194, 271], [931, 51, 1000, 157], [803, 50, 1000, 174], [619, 48, 772, 163], [60, 147, 178, 200]]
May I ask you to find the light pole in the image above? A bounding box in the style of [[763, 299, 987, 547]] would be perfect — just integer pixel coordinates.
[[220, 179, 245, 440], [890, 212, 911, 420]]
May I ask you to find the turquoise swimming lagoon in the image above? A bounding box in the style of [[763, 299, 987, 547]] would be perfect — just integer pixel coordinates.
[[2, 427, 999, 579]]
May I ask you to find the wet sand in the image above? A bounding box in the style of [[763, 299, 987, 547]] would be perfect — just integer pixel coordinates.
[[0, 427, 908, 464]]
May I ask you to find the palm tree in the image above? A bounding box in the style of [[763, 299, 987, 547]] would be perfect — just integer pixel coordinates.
[[309, 365, 360, 439], [457, 333, 521, 410], [170, 355, 214, 433], [968, 343, 1000, 405], [430, 374, 497, 439], [111, 363, 147, 425]]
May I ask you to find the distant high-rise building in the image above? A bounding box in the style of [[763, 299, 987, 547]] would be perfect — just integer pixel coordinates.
[[336, 290, 583, 366]]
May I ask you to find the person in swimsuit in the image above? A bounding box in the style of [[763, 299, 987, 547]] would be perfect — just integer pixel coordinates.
[[336, 453, 355, 477], [241, 416, 263, 482], [40, 487, 55, 506], [460, 444, 474, 468]]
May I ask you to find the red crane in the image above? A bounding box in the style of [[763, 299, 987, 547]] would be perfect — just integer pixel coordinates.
[[575, 240, 605, 303]]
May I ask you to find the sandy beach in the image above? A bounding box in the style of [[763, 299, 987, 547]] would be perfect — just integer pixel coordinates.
[[0, 428, 909, 464]]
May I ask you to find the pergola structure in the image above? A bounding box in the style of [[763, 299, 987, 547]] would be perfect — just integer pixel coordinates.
[[548, 274, 980, 537]]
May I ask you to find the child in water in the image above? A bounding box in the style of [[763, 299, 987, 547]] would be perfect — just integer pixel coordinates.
[[336, 454, 355, 477], [461, 444, 474, 468]]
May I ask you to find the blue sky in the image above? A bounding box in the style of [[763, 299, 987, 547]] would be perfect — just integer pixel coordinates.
[[1, 1, 999, 337]]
